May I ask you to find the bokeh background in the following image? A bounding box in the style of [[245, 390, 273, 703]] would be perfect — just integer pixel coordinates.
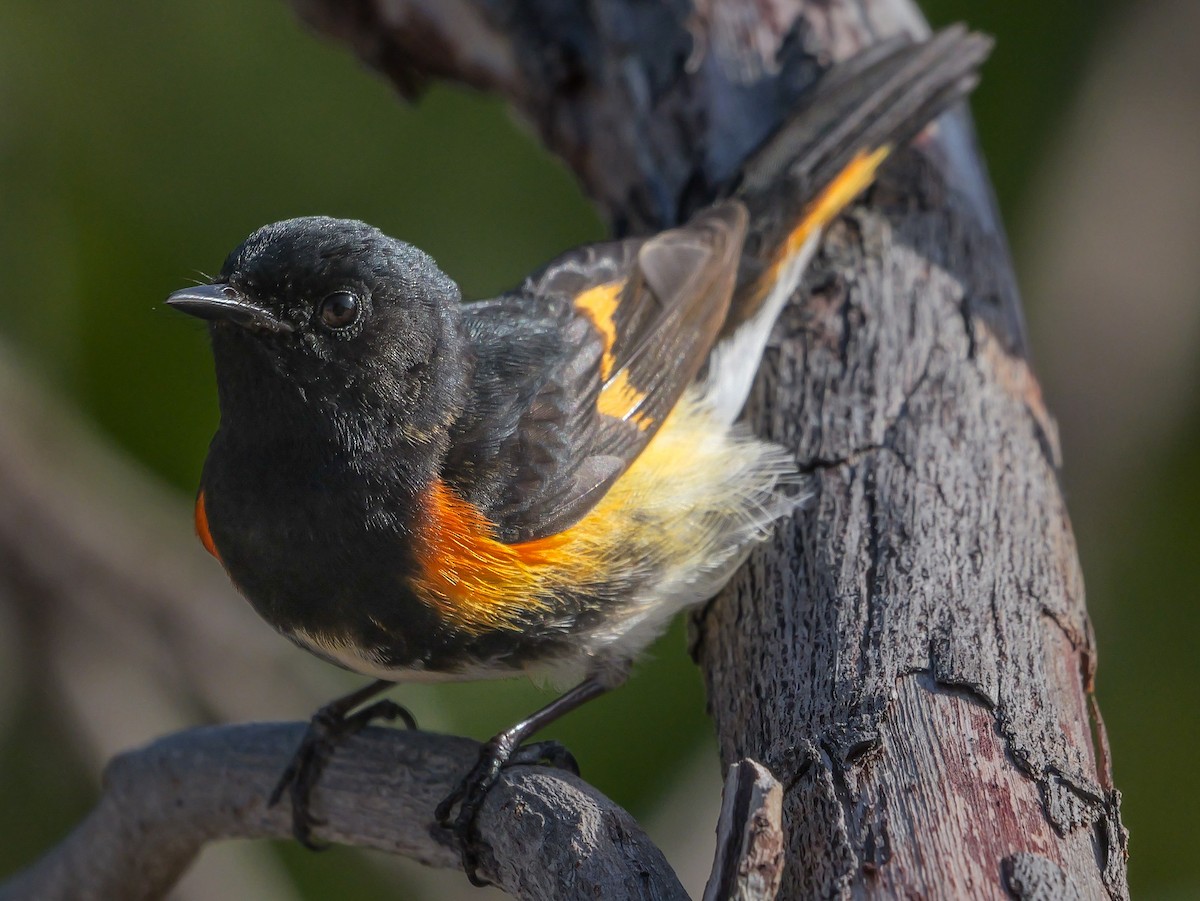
[[1, 0, 1196, 898]]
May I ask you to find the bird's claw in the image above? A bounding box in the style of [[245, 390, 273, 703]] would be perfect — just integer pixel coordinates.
[[436, 738, 579, 887], [272, 698, 416, 849]]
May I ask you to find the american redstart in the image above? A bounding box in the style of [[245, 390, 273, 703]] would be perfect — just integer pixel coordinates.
[[167, 26, 988, 883]]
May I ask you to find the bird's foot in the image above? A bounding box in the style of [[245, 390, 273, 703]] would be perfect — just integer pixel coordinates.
[[270, 695, 416, 849], [436, 737, 579, 886]]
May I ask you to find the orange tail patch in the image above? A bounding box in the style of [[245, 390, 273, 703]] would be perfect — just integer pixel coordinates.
[[573, 281, 621, 378], [785, 145, 892, 257], [757, 145, 893, 298]]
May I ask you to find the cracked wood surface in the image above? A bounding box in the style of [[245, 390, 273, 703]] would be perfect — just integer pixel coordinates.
[[697, 150, 1127, 896], [287, 0, 1128, 897], [0, 724, 688, 901]]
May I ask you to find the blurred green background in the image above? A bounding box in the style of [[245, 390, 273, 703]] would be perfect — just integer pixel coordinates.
[[1, 0, 1196, 898]]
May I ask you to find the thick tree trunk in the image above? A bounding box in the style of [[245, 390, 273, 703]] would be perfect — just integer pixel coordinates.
[[285, 1, 1127, 897], [700, 149, 1127, 897]]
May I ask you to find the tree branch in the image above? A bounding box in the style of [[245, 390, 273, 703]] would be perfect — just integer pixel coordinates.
[[0, 725, 687, 901]]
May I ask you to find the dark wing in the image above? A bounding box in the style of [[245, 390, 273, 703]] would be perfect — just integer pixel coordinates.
[[443, 202, 747, 544]]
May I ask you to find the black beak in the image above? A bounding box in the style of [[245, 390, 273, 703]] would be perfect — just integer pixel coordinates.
[[166, 284, 293, 334]]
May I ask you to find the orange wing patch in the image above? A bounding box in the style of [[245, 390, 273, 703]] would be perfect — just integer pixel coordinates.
[[573, 280, 653, 431], [573, 282, 621, 378], [598, 371, 653, 431], [195, 490, 221, 561], [411, 480, 572, 632]]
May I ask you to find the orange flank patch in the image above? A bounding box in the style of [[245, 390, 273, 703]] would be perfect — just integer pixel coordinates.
[[411, 480, 572, 632], [411, 388, 782, 636], [573, 280, 654, 430], [194, 490, 221, 561]]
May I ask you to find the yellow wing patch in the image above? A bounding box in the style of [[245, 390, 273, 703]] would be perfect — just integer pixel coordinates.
[[573, 280, 653, 431], [598, 371, 654, 431], [573, 282, 621, 378]]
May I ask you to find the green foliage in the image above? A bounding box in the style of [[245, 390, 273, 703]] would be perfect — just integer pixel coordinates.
[[1095, 422, 1200, 894]]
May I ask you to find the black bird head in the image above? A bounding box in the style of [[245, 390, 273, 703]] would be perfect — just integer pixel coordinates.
[[168, 216, 470, 454]]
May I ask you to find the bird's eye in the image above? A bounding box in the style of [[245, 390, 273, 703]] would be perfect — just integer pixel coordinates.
[[319, 291, 360, 329]]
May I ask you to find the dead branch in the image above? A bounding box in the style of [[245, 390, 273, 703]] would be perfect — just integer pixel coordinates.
[[704, 760, 785, 901], [0, 724, 687, 901]]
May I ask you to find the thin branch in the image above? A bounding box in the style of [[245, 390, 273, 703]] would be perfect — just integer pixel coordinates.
[[0, 724, 687, 901]]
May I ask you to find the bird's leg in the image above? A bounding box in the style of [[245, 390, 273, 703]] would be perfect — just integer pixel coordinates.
[[271, 679, 416, 849], [435, 676, 609, 886]]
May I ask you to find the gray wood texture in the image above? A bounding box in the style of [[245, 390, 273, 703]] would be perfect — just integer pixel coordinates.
[[0, 725, 687, 901], [703, 153, 1126, 896]]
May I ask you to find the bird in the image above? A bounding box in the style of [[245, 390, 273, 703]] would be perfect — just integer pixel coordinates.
[[166, 26, 989, 884]]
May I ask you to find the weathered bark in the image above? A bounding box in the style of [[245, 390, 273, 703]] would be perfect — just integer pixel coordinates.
[[704, 760, 785, 901], [0, 724, 687, 901], [283, 1, 1127, 897], [699, 152, 1127, 898]]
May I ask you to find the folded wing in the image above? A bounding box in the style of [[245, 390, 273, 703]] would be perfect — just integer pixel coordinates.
[[444, 203, 748, 543]]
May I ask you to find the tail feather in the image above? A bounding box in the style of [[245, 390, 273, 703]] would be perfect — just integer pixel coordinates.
[[700, 25, 990, 424], [728, 25, 992, 320], [733, 25, 991, 211]]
